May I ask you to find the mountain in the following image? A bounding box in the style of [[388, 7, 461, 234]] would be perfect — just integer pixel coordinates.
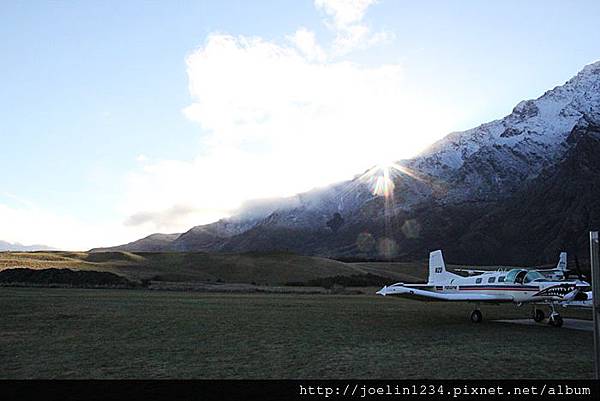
[[0, 240, 53, 252], [92, 233, 180, 253], [382, 114, 600, 265], [94, 61, 600, 264], [448, 116, 600, 264], [409, 62, 600, 202]]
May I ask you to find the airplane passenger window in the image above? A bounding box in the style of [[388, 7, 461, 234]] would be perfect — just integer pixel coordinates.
[[475, 278, 482, 284], [488, 277, 496, 283], [498, 276, 505, 282]]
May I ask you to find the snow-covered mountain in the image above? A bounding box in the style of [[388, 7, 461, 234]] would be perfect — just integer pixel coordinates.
[[0, 240, 54, 252], [409, 60, 600, 201], [93, 60, 600, 263]]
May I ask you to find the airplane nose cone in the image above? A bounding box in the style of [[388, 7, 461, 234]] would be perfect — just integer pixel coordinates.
[[376, 286, 387, 296]]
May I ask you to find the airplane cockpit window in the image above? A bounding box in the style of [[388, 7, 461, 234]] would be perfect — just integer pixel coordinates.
[[514, 270, 528, 284], [524, 271, 548, 283], [504, 269, 521, 283], [498, 276, 505, 282]]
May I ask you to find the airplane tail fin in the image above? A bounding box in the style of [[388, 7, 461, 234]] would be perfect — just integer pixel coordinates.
[[556, 252, 567, 271], [428, 250, 456, 285]]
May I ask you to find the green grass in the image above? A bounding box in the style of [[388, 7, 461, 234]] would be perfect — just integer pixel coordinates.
[[351, 261, 429, 282], [0, 251, 432, 285], [0, 251, 527, 286], [0, 287, 593, 379]]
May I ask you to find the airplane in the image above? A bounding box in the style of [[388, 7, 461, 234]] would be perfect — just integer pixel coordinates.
[[454, 252, 575, 281], [535, 252, 569, 281], [376, 250, 591, 327], [532, 252, 588, 283]]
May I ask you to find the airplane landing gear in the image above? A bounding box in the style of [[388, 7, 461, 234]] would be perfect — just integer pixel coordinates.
[[470, 309, 482, 323], [548, 313, 563, 327], [548, 305, 563, 327], [532, 308, 545, 323]]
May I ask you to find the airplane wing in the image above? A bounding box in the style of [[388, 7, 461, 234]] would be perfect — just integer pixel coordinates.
[[536, 268, 568, 273], [453, 268, 488, 275], [560, 300, 592, 308], [377, 285, 514, 302]]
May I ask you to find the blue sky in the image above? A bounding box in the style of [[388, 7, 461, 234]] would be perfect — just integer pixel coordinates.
[[1, 0, 599, 249]]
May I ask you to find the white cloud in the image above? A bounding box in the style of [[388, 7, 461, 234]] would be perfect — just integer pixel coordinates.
[[288, 27, 327, 62], [314, 0, 390, 54], [122, 155, 244, 231], [315, 0, 376, 28], [124, 204, 203, 230], [123, 31, 461, 232], [0, 203, 143, 251]]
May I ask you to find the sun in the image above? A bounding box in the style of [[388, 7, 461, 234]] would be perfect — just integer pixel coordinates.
[[358, 160, 425, 199], [372, 165, 395, 198]]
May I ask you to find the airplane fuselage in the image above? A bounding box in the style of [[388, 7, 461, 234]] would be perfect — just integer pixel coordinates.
[[378, 267, 586, 304], [427, 274, 579, 303]]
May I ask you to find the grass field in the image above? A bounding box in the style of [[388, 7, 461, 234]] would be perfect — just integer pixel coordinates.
[[0, 251, 443, 286], [0, 287, 593, 379], [0, 251, 395, 284], [0, 251, 517, 287]]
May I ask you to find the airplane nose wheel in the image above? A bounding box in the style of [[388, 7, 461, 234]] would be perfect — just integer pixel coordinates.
[[470, 309, 482, 323], [548, 313, 563, 327], [547, 304, 563, 327], [532, 308, 545, 323]]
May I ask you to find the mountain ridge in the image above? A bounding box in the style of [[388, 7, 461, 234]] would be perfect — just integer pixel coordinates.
[[0, 240, 54, 252]]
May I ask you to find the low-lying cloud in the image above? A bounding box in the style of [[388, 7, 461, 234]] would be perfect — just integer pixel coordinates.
[[124, 204, 203, 231]]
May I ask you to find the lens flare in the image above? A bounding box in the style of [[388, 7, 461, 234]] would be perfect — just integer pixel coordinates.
[[372, 167, 395, 198], [348, 161, 427, 259], [360, 162, 423, 199]]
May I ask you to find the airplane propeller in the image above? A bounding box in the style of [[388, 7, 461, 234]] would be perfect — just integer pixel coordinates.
[[563, 288, 580, 302]]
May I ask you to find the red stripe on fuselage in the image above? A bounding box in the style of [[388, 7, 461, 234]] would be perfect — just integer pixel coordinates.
[[458, 286, 539, 291]]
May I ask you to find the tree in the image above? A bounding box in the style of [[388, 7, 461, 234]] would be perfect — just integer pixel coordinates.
[[326, 212, 344, 233]]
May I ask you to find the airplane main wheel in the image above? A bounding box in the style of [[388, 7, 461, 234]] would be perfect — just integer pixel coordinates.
[[549, 314, 563, 328], [533, 309, 545, 323], [470, 310, 482, 323]]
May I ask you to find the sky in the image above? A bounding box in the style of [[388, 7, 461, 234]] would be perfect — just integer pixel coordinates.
[[1, 0, 600, 250]]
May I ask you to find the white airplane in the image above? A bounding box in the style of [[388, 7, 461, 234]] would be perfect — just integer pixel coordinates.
[[534, 252, 578, 281], [453, 252, 570, 281], [376, 250, 591, 327]]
